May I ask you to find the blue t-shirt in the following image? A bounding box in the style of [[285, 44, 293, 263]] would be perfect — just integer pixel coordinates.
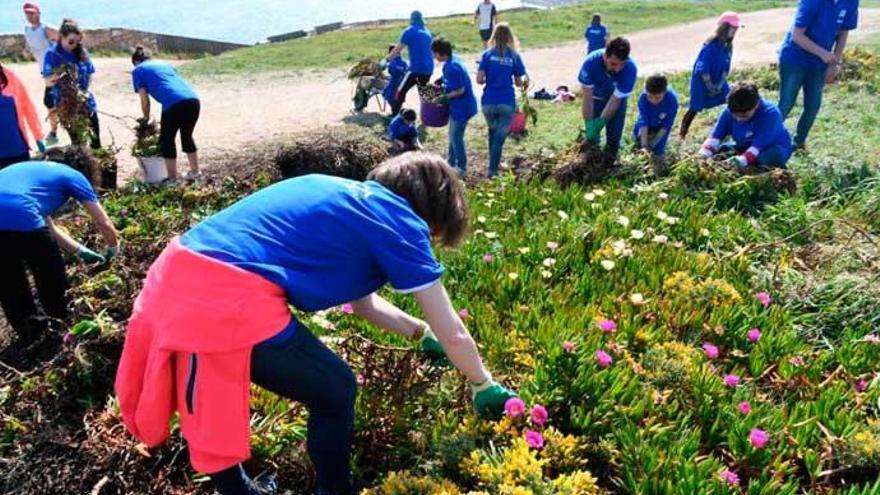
[[383, 56, 409, 103], [0, 94, 28, 159], [584, 24, 608, 53], [42, 44, 97, 112], [711, 98, 793, 158], [0, 161, 98, 232], [132, 60, 198, 110], [578, 49, 638, 101], [181, 175, 445, 312], [634, 88, 679, 133], [478, 47, 527, 107], [388, 115, 418, 141], [779, 0, 859, 70], [400, 24, 434, 76], [689, 39, 733, 111], [443, 56, 479, 122]]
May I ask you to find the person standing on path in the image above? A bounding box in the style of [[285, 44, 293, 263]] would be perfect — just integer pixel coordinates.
[[579, 37, 638, 157], [22, 2, 59, 145], [584, 13, 609, 55], [777, 0, 859, 150], [476, 23, 527, 178], [474, 0, 499, 50], [1, 63, 45, 170], [433, 38, 478, 176], [384, 11, 434, 117], [42, 18, 102, 149], [679, 12, 741, 139], [131, 46, 201, 182], [115, 154, 518, 495]]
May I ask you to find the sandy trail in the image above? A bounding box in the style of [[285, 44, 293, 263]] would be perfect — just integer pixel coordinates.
[[9, 7, 880, 180]]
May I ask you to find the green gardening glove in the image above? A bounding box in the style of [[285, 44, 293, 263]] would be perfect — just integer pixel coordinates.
[[420, 328, 449, 364], [103, 245, 120, 262], [471, 378, 518, 420], [585, 118, 607, 145], [77, 245, 106, 264]]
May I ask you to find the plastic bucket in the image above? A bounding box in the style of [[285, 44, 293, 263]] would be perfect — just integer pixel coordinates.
[[509, 111, 527, 135], [420, 100, 450, 128], [137, 156, 168, 184]]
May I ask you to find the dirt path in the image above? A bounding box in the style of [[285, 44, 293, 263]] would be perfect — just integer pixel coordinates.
[[9, 7, 880, 180]]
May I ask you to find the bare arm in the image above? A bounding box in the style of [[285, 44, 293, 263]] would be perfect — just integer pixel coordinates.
[[476, 70, 486, 85], [638, 127, 649, 148], [138, 88, 151, 120], [600, 95, 623, 120], [82, 201, 119, 248], [350, 293, 426, 339], [514, 75, 524, 87], [834, 31, 850, 59], [447, 87, 466, 99], [414, 282, 490, 384], [581, 85, 594, 120], [792, 27, 837, 64], [45, 26, 59, 42], [46, 218, 81, 254]]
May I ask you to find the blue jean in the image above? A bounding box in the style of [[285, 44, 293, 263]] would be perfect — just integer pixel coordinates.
[[482, 104, 516, 177], [594, 97, 628, 156], [448, 118, 470, 174], [211, 322, 357, 495], [777, 63, 825, 146]]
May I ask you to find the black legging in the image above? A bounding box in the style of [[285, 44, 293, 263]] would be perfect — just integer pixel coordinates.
[[0, 228, 69, 340], [390, 73, 431, 116], [679, 110, 698, 139], [160, 99, 200, 159]]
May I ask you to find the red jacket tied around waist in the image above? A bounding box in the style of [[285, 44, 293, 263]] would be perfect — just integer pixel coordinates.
[[115, 237, 291, 473]]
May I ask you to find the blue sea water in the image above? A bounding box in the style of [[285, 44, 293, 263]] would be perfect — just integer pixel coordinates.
[[0, 0, 527, 44]]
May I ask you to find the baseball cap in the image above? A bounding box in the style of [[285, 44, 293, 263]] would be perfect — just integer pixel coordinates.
[[23, 3, 40, 14], [717, 11, 743, 28]]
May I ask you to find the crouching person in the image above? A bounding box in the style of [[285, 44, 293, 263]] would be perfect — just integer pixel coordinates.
[[699, 81, 793, 169], [633, 73, 678, 176], [388, 108, 423, 153], [115, 153, 518, 495]]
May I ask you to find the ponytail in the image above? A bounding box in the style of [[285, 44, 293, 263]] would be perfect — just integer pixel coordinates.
[[131, 45, 152, 65]]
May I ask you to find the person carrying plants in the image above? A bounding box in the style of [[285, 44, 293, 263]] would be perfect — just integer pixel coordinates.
[[22, 2, 60, 145], [42, 18, 101, 149], [584, 13, 609, 55], [777, 0, 859, 150], [387, 108, 423, 153], [115, 153, 518, 495], [0, 146, 119, 350], [476, 22, 527, 178], [383, 11, 434, 117], [433, 37, 478, 177], [382, 44, 409, 112], [1, 62, 45, 170], [698, 81, 793, 169], [131, 45, 201, 182], [679, 12, 741, 139], [578, 36, 638, 158], [474, 0, 499, 50], [633, 73, 678, 176]]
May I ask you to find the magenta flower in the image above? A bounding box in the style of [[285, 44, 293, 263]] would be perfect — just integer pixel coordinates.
[[524, 430, 545, 449], [459, 308, 470, 320], [341, 303, 354, 314], [724, 374, 740, 388], [63, 332, 75, 345], [596, 350, 613, 368], [755, 292, 772, 308], [356, 374, 366, 386], [719, 468, 740, 487], [789, 356, 804, 367], [738, 401, 752, 415], [504, 397, 526, 418], [702, 343, 720, 360], [562, 341, 576, 353], [749, 428, 769, 449], [854, 379, 869, 393], [482, 254, 494, 264], [747, 328, 762, 343], [530, 404, 549, 426], [597, 319, 617, 334]]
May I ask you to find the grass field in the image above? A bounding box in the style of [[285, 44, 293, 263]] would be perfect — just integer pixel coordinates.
[[181, 0, 792, 77]]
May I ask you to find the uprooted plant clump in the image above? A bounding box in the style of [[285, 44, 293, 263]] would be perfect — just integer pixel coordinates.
[[275, 126, 389, 181]]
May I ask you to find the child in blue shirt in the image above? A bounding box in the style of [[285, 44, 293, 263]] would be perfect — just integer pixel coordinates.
[[584, 13, 609, 54], [383, 44, 409, 111], [388, 108, 423, 152], [633, 74, 678, 176], [699, 82, 793, 169]]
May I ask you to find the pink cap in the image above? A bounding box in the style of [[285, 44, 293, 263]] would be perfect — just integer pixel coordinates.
[[717, 11, 743, 28], [23, 2, 40, 14]]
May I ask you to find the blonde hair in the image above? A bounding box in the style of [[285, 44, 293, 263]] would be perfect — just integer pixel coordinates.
[[490, 23, 519, 56]]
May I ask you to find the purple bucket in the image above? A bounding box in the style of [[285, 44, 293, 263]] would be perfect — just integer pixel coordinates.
[[420, 100, 449, 128]]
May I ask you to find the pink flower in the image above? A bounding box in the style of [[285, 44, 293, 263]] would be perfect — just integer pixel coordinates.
[[747, 328, 762, 343], [562, 341, 576, 353], [596, 350, 613, 368], [504, 397, 526, 418], [854, 379, 869, 393], [749, 428, 769, 449], [530, 404, 549, 426], [723, 374, 740, 388], [546, 241, 559, 252], [341, 303, 354, 314], [702, 343, 720, 360], [755, 292, 772, 308], [720, 468, 740, 486], [63, 332, 75, 345], [789, 356, 804, 367], [524, 430, 545, 449], [862, 335, 880, 344], [459, 309, 470, 320], [597, 319, 617, 334], [738, 401, 752, 415], [482, 254, 494, 264], [356, 374, 366, 386]]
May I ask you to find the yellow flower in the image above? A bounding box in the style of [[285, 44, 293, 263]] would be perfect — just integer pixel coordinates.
[[601, 260, 615, 271]]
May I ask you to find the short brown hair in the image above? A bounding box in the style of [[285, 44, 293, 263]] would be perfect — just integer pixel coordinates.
[[645, 73, 668, 95], [605, 37, 630, 61], [367, 152, 469, 248], [727, 81, 760, 114], [40, 145, 99, 187]]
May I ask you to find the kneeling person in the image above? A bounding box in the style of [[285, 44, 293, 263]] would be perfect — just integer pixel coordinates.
[[388, 108, 423, 152], [699, 82, 792, 169], [633, 73, 678, 175]]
